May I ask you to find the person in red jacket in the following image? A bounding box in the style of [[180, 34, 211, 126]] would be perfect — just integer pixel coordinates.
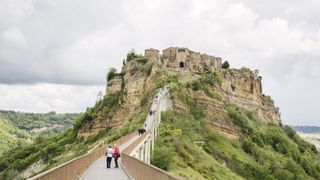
[[113, 144, 120, 168]]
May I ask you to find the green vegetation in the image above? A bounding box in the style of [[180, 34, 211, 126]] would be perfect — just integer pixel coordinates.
[[107, 68, 125, 81], [152, 81, 320, 180], [185, 71, 223, 101], [129, 60, 154, 76], [0, 110, 78, 157], [0, 110, 78, 134], [126, 50, 140, 62], [222, 61, 230, 69], [0, 117, 32, 156]]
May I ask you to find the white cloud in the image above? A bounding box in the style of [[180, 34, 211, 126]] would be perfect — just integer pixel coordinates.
[[0, 84, 104, 113], [1, 27, 27, 46]]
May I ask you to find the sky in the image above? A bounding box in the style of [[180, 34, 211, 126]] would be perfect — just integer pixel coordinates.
[[0, 0, 319, 126]]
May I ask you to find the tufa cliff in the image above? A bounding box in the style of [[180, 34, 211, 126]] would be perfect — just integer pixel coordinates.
[[79, 47, 281, 138]]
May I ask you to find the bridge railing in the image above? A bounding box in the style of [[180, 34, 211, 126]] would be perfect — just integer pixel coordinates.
[[122, 153, 180, 180], [121, 88, 182, 180], [29, 132, 137, 180], [121, 131, 181, 180]]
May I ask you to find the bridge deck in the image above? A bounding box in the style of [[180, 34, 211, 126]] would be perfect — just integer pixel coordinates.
[[81, 135, 139, 180]]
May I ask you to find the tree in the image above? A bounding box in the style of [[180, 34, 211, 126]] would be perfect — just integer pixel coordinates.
[[222, 61, 230, 69], [107, 68, 117, 81], [254, 69, 260, 76]]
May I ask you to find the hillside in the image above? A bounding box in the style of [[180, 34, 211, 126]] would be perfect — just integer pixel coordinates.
[[0, 111, 79, 157], [151, 77, 319, 179], [292, 126, 320, 134], [0, 117, 32, 156], [0, 47, 319, 180], [0, 110, 79, 136]]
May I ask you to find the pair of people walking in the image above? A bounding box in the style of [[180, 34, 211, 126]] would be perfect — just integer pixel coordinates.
[[106, 144, 120, 168]]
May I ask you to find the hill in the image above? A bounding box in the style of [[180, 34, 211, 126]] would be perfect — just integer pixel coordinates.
[[291, 126, 320, 134], [0, 117, 32, 156], [0, 47, 319, 179], [0, 110, 79, 136], [0, 110, 79, 157]]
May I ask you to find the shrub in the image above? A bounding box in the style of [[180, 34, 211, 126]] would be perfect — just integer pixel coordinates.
[[222, 61, 230, 69], [242, 139, 255, 154], [251, 133, 265, 147], [135, 57, 148, 64], [227, 106, 253, 134], [188, 80, 201, 91], [107, 68, 117, 81], [203, 86, 223, 101], [213, 70, 223, 86], [151, 146, 174, 171], [126, 50, 137, 61]]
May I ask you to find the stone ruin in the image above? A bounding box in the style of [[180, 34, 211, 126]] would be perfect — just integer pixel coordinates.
[[144, 47, 222, 72]]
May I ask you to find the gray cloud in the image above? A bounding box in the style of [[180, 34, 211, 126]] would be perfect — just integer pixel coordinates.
[[0, 0, 319, 125]]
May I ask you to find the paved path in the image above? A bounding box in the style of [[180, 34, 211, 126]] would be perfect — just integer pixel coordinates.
[[81, 135, 139, 180], [81, 87, 171, 180]]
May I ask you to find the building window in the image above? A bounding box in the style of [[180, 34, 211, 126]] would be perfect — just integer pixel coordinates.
[[180, 62, 184, 68]]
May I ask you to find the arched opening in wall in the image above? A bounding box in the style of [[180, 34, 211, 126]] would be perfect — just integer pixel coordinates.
[[180, 62, 184, 68]]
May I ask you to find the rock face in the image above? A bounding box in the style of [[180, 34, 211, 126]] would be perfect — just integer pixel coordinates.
[[78, 60, 158, 137], [221, 68, 280, 124]]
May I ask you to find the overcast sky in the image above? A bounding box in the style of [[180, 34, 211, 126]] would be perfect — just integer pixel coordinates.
[[0, 0, 319, 126]]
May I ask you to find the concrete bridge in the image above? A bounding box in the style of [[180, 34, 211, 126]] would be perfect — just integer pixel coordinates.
[[29, 87, 181, 180]]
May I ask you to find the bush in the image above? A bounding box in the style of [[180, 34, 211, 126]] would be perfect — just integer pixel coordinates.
[[222, 61, 230, 69], [135, 57, 148, 64], [151, 146, 174, 171], [126, 50, 137, 61], [188, 80, 201, 91], [251, 133, 265, 147], [107, 68, 117, 81], [227, 106, 253, 134], [213, 70, 223, 86], [242, 139, 255, 154]]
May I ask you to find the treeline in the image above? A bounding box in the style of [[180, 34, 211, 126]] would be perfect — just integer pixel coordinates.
[[0, 110, 80, 135]]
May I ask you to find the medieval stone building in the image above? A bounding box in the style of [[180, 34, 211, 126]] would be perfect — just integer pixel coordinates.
[[144, 47, 222, 71]]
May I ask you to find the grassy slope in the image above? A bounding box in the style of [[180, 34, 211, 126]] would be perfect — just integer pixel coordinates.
[[151, 72, 320, 180]]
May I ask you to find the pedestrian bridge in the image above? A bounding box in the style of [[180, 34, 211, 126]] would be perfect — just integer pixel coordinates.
[[29, 88, 181, 180]]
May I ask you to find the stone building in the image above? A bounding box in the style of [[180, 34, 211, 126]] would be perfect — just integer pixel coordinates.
[[145, 47, 222, 71], [144, 48, 160, 62]]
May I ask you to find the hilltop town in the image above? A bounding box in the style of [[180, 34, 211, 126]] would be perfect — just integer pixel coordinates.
[[145, 47, 222, 71]]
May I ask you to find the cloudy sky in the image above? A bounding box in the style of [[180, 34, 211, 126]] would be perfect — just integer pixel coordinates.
[[0, 0, 319, 126]]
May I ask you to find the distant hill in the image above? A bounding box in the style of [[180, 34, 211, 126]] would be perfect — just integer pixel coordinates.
[[291, 126, 320, 134], [0, 117, 32, 156], [0, 110, 80, 156]]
